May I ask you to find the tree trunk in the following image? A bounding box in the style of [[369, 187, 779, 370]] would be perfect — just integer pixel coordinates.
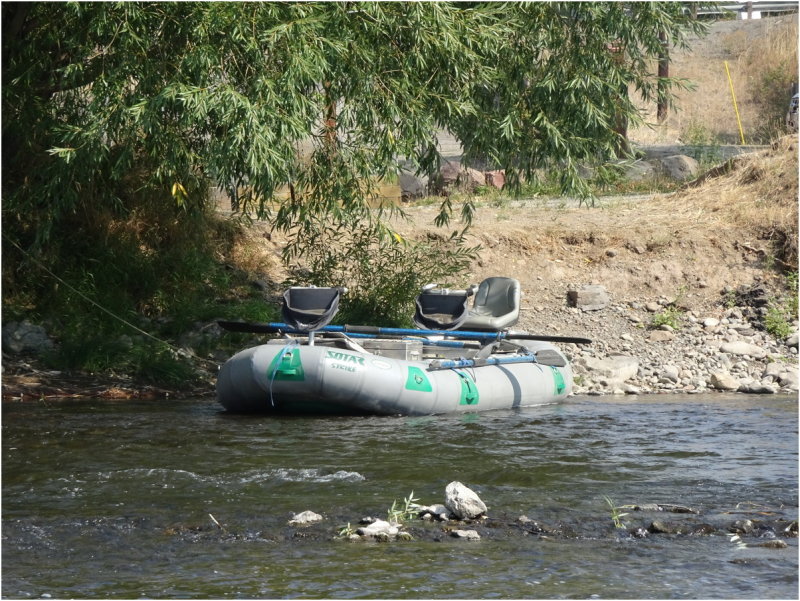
[[657, 30, 669, 124]]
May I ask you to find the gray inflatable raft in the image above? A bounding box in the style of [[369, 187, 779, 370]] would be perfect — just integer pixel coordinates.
[[216, 336, 572, 415]]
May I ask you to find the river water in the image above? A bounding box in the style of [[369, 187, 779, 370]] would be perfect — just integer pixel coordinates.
[[2, 394, 797, 599]]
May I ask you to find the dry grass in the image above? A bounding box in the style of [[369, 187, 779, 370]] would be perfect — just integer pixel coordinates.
[[630, 15, 799, 145], [670, 135, 799, 267]]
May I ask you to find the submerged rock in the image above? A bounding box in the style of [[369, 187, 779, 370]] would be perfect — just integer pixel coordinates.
[[451, 529, 481, 541]]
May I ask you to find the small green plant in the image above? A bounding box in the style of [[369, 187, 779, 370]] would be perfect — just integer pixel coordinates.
[[723, 288, 738, 309], [337, 522, 356, 538], [603, 496, 631, 530], [763, 271, 798, 339], [650, 306, 683, 330], [765, 302, 793, 339], [387, 491, 422, 525]]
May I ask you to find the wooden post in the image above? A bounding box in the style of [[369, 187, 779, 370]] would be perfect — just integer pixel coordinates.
[[322, 81, 337, 153], [608, 41, 631, 156]]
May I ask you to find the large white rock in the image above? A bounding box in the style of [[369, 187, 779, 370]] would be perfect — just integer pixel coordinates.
[[288, 510, 323, 526], [445, 481, 487, 519], [356, 519, 399, 538], [658, 155, 700, 181], [709, 371, 740, 391], [719, 341, 767, 358], [582, 355, 639, 384], [778, 370, 799, 391]]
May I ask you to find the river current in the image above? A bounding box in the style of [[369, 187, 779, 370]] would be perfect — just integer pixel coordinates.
[[2, 394, 797, 599]]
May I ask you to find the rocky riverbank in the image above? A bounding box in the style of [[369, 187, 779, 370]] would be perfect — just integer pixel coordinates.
[[530, 282, 798, 397]]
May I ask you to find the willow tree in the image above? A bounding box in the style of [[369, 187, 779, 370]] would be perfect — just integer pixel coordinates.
[[3, 2, 706, 324]]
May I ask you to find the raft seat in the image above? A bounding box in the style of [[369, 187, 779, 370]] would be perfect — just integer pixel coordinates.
[[460, 277, 520, 331], [413, 287, 472, 330], [282, 286, 343, 332]]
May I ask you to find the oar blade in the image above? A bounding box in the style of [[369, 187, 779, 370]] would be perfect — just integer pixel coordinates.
[[532, 349, 568, 367]]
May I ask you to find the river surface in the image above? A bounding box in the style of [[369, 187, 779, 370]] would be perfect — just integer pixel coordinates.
[[2, 394, 797, 599]]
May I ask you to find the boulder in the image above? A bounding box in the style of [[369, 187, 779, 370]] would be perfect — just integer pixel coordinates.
[[738, 382, 777, 394], [429, 163, 484, 196], [445, 481, 487, 519], [623, 161, 656, 182], [399, 170, 428, 202], [778, 370, 799, 391], [708, 371, 740, 391], [657, 154, 700, 181], [719, 341, 767, 359], [659, 365, 680, 383], [567, 285, 610, 311], [763, 362, 783, 378], [1, 321, 55, 354], [582, 355, 639, 385], [484, 170, 506, 190]]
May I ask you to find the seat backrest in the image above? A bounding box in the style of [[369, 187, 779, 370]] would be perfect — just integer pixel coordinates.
[[413, 289, 470, 331], [282, 287, 342, 332], [460, 277, 520, 330]]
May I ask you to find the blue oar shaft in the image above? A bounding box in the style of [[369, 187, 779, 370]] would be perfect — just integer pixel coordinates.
[[264, 322, 502, 341], [336, 332, 476, 349], [217, 320, 590, 345], [428, 354, 538, 370]]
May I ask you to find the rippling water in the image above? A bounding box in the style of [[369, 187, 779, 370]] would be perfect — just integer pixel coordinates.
[[2, 394, 797, 599]]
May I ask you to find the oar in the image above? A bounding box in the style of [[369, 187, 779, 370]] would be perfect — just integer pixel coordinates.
[[218, 322, 478, 349], [217, 320, 591, 345], [428, 355, 538, 370], [327, 332, 480, 349]]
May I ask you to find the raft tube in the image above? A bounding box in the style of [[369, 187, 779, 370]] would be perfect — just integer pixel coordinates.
[[216, 339, 572, 415]]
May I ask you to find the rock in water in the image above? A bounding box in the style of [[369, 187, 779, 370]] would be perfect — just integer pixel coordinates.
[[445, 481, 487, 519], [451, 529, 481, 540], [356, 519, 399, 539], [288, 510, 323, 526]]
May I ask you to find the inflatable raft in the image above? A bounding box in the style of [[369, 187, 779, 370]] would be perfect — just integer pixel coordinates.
[[216, 280, 582, 415]]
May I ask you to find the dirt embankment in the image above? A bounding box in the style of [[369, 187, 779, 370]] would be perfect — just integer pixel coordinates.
[[396, 137, 797, 337]]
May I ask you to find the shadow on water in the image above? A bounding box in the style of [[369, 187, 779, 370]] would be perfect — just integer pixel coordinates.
[[2, 393, 797, 599]]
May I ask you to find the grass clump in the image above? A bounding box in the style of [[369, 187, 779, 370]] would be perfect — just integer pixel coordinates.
[[650, 306, 683, 330], [387, 491, 422, 525], [603, 496, 632, 530], [764, 272, 798, 339]]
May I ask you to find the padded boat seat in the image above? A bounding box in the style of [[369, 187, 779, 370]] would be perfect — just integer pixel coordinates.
[[460, 277, 520, 331], [413, 288, 470, 331], [282, 287, 342, 332]]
